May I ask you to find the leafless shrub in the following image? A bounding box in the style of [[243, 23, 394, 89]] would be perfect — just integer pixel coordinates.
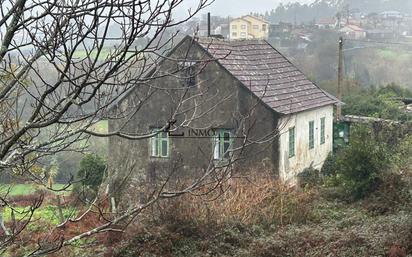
[[153, 170, 317, 229]]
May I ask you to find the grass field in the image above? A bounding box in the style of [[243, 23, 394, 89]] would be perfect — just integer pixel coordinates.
[[72, 48, 136, 60], [72, 48, 113, 60], [376, 48, 412, 62], [3, 205, 77, 225], [0, 184, 72, 196]]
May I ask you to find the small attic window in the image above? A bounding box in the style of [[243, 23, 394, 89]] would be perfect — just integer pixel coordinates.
[[178, 61, 197, 87]]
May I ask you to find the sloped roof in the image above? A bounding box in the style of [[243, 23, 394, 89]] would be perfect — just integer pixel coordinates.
[[340, 24, 364, 32], [316, 18, 336, 25], [196, 37, 338, 115], [231, 15, 270, 25], [241, 15, 270, 24]]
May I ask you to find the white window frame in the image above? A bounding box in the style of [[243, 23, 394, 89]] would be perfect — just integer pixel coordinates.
[[151, 129, 169, 158], [213, 129, 233, 160]]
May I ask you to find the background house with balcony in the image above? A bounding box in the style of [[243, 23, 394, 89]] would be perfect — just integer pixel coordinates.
[[229, 15, 269, 39]]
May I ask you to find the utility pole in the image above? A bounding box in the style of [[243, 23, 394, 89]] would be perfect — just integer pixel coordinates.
[[345, 4, 350, 25], [336, 37, 344, 121], [207, 12, 211, 37]]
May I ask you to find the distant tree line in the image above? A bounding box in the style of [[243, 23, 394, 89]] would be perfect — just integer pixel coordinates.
[[264, 0, 412, 25], [265, 2, 336, 24]]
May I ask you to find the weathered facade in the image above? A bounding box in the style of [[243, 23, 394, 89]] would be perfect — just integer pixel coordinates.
[[108, 36, 337, 197]]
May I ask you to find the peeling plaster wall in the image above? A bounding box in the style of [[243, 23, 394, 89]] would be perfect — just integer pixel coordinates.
[[278, 105, 334, 183], [107, 38, 280, 204]]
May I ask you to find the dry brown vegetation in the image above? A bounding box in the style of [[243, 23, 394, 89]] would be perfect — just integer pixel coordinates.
[[4, 168, 411, 257], [111, 169, 412, 257], [154, 175, 316, 228]]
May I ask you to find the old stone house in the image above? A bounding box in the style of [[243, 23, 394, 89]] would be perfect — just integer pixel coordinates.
[[108, 36, 338, 192]]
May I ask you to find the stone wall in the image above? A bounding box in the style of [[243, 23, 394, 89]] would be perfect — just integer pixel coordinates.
[[107, 37, 280, 204]]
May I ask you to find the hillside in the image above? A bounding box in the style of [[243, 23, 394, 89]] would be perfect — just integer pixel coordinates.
[[267, 0, 412, 24], [312, 0, 412, 13]]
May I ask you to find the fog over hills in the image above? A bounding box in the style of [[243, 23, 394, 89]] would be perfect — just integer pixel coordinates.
[[312, 0, 412, 12], [176, 0, 313, 18], [177, 0, 412, 19]]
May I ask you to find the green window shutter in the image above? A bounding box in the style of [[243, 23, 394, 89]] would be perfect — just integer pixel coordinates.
[[222, 131, 231, 159], [288, 127, 295, 158], [160, 132, 169, 157], [320, 117, 325, 145], [309, 121, 314, 149]]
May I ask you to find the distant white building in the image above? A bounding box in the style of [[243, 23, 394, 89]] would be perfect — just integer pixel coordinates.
[[339, 25, 366, 40], [380, 11, 403, 19], [315, 18, 337, 29]]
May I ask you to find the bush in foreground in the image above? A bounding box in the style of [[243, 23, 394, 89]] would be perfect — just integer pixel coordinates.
[[73, 153, 106, 201], [323, 125, 392, 201]]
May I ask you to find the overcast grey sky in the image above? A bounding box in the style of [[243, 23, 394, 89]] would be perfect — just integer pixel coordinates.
[[177, 0, 314, 18]]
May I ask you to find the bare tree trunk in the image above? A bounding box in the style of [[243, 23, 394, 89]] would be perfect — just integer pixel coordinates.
[[0, 207, 10, 236], [56, 195, 65, 225]]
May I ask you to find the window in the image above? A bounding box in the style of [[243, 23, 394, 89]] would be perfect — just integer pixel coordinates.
[[213, 129, 232, 160], [232, 25, 237, 30], [240, 32, 246, 38], [241, 24, 247, 30], [151, 129, 169, 158], [262, 24, 267, 32], [320, 117, 326, 145], [232, 32, 237, 37], [179, 61, 197, 87], [288, 127, 295, 158], [253, 25, 259, 30], [309, 121, 315, 149]]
